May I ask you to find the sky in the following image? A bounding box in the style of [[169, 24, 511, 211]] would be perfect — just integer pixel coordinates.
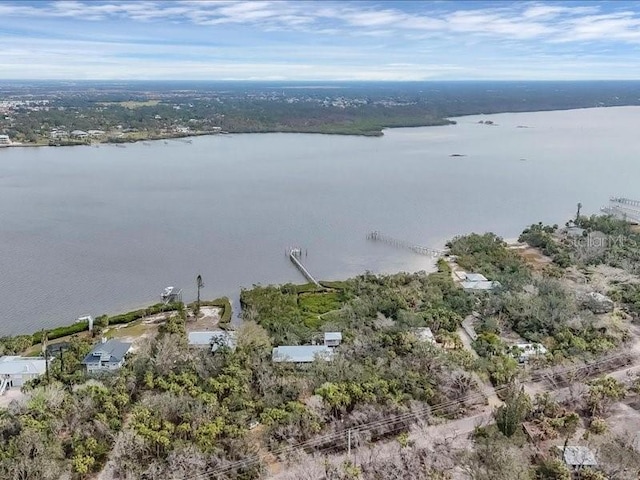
[[1, 0, 640, 81]]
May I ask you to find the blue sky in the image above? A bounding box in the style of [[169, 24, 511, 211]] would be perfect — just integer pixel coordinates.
[[1, 0, 640, 80]]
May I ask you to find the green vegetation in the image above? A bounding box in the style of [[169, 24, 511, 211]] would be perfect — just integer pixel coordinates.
[[2, 216, 639, 479], [447, 233, 531, 288]]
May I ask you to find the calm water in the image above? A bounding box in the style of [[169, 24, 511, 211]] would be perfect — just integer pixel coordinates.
[[1, 106, 639, 335]]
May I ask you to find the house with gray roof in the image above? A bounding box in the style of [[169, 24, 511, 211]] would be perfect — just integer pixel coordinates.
[[272, 345, 334, 363], [188, 331, 236, 352], [81, 339, 131, 374]]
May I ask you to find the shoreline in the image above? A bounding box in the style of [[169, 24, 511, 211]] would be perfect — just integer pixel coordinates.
[[4, 104, 639, 149]]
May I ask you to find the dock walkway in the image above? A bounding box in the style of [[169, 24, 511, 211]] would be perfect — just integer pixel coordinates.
[[288, 248, 320, 287]]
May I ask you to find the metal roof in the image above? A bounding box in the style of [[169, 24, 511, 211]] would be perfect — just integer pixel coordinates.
[[465, 273, 488, 282], [414, 327, 435, 343], [324, 332, 342, 341], [82, 339, 131, 365], [560, 446, 597, 466], [0, 356, 47, 376], [461, 280, 500, 291], [272, 345, 333, 363]]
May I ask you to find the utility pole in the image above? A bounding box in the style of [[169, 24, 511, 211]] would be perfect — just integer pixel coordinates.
[[41, 330, 49, 383], [196, 274, 204, 315]]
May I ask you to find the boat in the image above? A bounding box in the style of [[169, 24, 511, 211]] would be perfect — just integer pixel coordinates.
[[161, 286, 174, 300]]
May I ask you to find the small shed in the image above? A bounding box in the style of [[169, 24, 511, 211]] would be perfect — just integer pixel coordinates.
[[272, 345, 333, 363], [323, 332, 342, 347], [558, 446, 598, 469], [414, 327, 436, 344], [581, 292, 614, 314]]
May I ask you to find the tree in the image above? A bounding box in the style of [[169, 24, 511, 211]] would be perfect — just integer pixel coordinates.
[[586, 376, 626, 416], [535, 458, 571, 480], [553, 412, 579, 455], [494, 384, 531, 437], [236, 321, 272, 353], [576, 202, 582, 222]]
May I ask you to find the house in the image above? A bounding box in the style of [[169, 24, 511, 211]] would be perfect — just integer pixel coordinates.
[[70, 130, 88, 139], [457, 272, 500, 292], [0, 356, 47, 390], [87, 130, 105, 137], [81, 339, 131, 373], [557, 446, 597, 470], [188, 331, 236, 352], [324, 332, 342, 347], [0, 134, 11, 145], [414, 327, 436, 344], [272, 345, 334, 363], [512, 343, 547, 363], [50, 130, 69, 139]]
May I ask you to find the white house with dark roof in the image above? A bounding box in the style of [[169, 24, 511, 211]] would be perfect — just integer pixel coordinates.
[[81, 339, 131, 373]]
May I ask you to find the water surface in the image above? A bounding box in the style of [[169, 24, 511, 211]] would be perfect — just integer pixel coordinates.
[[1, 106, 639, 335]]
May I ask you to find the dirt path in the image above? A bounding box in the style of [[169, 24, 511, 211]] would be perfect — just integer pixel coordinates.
[[457, 322, 503, 408]]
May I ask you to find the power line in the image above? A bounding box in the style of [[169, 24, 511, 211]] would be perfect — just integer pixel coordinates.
[[186, 349, 637, 479]]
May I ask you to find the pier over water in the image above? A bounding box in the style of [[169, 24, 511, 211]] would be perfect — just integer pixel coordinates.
[[367, 231, 445, 257], [288, 248, 320, 287]]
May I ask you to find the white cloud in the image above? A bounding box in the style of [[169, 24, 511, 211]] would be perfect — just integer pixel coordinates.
[[1, 1, 640, 80]]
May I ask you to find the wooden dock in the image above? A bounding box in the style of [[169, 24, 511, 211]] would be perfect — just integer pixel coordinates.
[[288, 248, 320, 286], [601, 197, 640, 224], [366, 231, 445, 257]]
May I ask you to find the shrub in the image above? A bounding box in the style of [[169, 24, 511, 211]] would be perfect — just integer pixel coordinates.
[[589, 417, 608, 435]]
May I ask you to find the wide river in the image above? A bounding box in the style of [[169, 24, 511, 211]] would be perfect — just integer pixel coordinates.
[[1, 106, 639, 335]]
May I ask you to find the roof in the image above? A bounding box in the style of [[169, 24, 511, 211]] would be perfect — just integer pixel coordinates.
[[414, 327, 436, 343], [567, 226, 586, 237], [559, 446, 597, 466], [0, 356, 47, 376], [272, 345, 333, 363], [454, 271, 468, 281], [324, 332, 342, 342], [465, 273, 488, 282], [81, 339, 131, 365], [461, 280, 500, 291], [188, 331, 236, 350]]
